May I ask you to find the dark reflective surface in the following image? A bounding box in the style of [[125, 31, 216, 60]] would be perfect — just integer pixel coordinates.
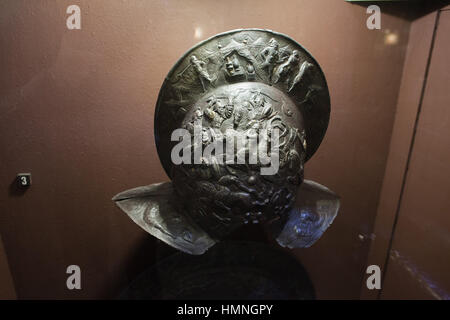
[[120, 241, 315, 300]]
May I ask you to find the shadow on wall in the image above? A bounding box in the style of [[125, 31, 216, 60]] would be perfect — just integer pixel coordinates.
[[9, 178, 28, 197]]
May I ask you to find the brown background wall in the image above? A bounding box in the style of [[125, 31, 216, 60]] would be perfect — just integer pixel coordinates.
[[0, 0, 411, 298], [362, 9, 438, 300], [382, 9, 450, 298], [0, 233, 16, 299]]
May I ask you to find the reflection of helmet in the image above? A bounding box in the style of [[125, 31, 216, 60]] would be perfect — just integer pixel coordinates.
[[114, 29, 337, 255]]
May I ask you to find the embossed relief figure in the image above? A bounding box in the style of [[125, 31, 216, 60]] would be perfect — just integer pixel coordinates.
[[113, 29, 339, 255], [273, 50, 300, 84], [260, 38, 280, 80], [190, 55, 215, 91], [173, 84, 305, 239]]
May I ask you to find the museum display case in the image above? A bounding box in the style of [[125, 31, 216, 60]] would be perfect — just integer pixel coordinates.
[[0, 0, 449, 301]]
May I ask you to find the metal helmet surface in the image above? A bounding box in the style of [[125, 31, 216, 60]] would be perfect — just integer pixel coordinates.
[[113, 29, 339, 255], [155, 29, 330, 178]]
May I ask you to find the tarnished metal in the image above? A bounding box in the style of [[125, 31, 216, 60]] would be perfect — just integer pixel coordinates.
[[113, 29, 339, 255], [155, 29, 330, 178]]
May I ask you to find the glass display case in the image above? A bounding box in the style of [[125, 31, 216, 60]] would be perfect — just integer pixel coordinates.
[[0, 0, 449, 301]]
